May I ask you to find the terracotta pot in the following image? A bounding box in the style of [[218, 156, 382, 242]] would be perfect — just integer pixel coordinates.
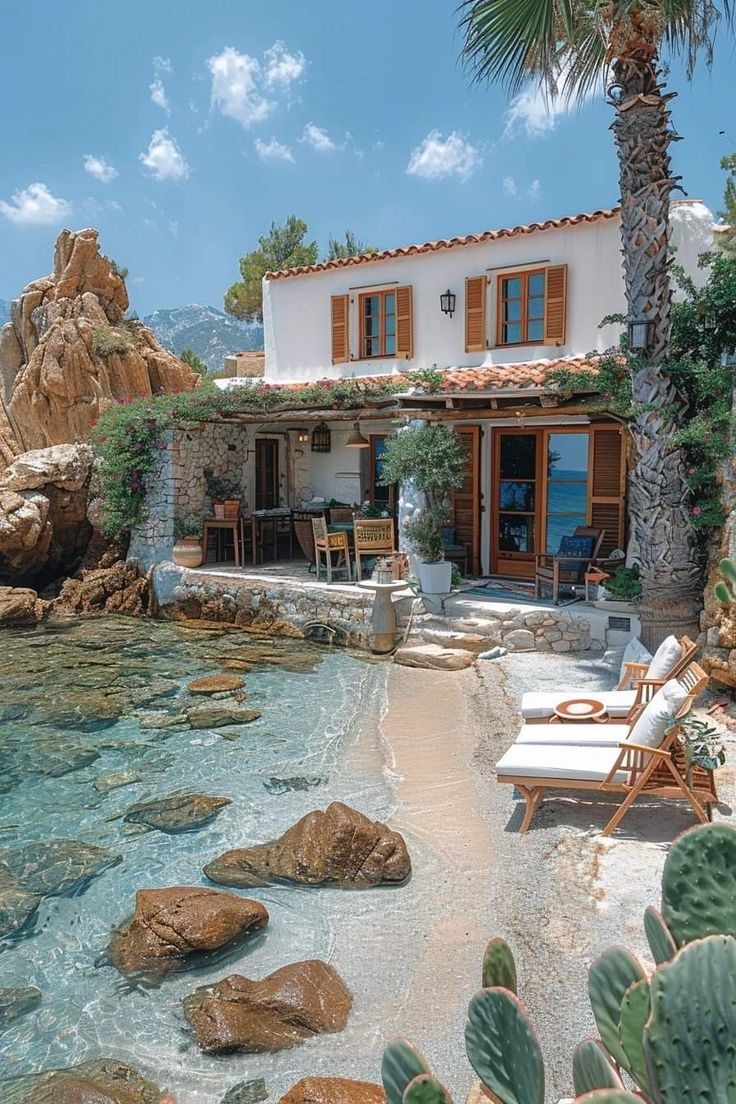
[[213, 503, 225, 519], [223, 499, 240, 519], [172, 537, 204, 568]]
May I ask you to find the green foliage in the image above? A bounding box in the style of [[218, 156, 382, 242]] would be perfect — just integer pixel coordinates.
[[402, 1075, 453, 1104], [617, 979, 650, 1091], [405, 366, 445, 393], [481, 937, 517, 993], [109, 259, 128, 281], [180, 348, 208, 376], [203, 468, 241, 503], [587, 947, 647, 1072], [572, 1040, 623, 1095], [379, 424, 466, 510], [643, 906, 677, 966], [326, 229, 376, 260], [173, 516, 203, 540], [715, 556, 736, 603], [381, 1039, 432, 1104], [465, 988, 545, 1104], [719, 151, 736, 255], [604, 567, 642, 602], [403, 507, 446, 563], [93, 324, 133, 357], [225, 215, 318, 323], [661, 821, 736, 946], [573, 1094, 640, 1104]]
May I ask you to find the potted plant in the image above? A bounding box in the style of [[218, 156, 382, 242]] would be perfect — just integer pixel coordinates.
[[378, 423, 466, 596], [595, 564, 643, 611], [172, 516, 204, 568], [204, 469, 242, 519]]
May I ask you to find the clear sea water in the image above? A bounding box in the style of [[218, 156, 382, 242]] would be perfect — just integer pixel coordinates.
[[0, 616, 417, 1104]]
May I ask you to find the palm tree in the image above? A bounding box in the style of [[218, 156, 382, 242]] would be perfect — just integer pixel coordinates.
[[459, 0, 732, 646]]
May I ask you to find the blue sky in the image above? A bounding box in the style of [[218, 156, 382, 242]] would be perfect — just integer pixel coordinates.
[[1, 0, 733, 316]]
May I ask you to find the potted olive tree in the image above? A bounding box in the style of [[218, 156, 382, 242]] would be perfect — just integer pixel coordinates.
[[204, 469, 242, 519], [379, 422, 465, 595], [172, 516, 204, 568]]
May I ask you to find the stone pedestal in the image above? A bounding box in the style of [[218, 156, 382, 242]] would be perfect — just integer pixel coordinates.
[[357, 580, 410, 654]]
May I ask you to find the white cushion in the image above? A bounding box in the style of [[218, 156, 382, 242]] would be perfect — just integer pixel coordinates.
[[619, 638, 653, 685], [628, 678, 689, 748], [516, 723, 631, 747], [646, 635, 682, 680], [495, 743, 622, 781], [520, 690, 636, 719]]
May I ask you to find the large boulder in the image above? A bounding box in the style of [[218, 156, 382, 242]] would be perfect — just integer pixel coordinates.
[[204, 801, 411, 888], [16, 1059, 166, 1104], [107, 886, 268, 980], [0, 586, 46, 626], [183, 960, 352, 1053], [278, 1080, 386, 1104], [57, 558, 149, 616]]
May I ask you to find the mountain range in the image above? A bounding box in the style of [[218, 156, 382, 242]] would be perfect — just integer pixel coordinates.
[[142, 304, 263, 372]]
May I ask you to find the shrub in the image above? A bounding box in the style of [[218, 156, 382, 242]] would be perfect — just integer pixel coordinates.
[[174, 515, 203, 540], [403, 507, 447, 563], [604, 565, 642, 601], [203, 469, 241, 502], [180, 348, 208, 376], [93, 324, 132, 357]]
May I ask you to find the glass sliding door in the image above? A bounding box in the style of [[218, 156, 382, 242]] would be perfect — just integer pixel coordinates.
[[493, 431, 539, 576], [545, 433, 589, 553]]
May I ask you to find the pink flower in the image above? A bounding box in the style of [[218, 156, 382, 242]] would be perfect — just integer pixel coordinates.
[[688, 467, 696, 475], [692, 506, 702, 517]]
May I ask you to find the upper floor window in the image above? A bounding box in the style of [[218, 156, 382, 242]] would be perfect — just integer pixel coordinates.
[[498, 269, 546, 345], [360, 290, 396, 358]]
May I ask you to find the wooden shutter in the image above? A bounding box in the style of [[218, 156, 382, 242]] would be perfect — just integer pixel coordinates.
[[465, 275, 488, 353], [544, 264, 567, 346], [331, 294, 349, 364], [452, 425, 482, 575], [589, 424, 626, 556], [395, 285, 413, 359]]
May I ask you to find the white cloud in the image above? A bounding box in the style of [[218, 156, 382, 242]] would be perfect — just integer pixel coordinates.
[[527, 179, 541, 200], [504, 65, 600, 137], [83, 154, 118, 183], [263, 41, 306, 89], [150, 78, 170, 113], [139, 129, 190, 181], [406, 130, 481, 181], [255, 136, 294, 163], [208, 47, 274, 128], [168, 220, 179, 238], [301, 122, 336, 152], [153, 55, 172, 75], [0, 182, 71, 225], [502, 176, 518, 197]]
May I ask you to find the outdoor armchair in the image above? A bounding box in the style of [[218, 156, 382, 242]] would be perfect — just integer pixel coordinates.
[[534, 525, 605, 603], [312, 516, 352, 583], [353, 518, 395, 581]]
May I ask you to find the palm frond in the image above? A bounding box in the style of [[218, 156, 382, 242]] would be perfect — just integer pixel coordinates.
[[661, 0, 734, 77]]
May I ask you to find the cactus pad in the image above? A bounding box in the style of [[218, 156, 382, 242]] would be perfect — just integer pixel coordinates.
[[402, 1075, 453, 1104], [382, 1039, 432, 1104], [643, 935, 736, 1102], [643, 906, 677, 965], [481, 938, 518, 993], [588, 946, 647, 1071], [661, 822, 736, 946], [572, 1039, 623, 1095], [465, 988, 544, 1104], [618, 978, 650, 1091], [572, 1093, 642, 1103]]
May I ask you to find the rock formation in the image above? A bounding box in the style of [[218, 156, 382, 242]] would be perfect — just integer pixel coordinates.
[[121, 793, 231, 833], [107, 886, 268, 981], [17, 1059, 165, 1104], [183, 960, 352, 1053], [57, 556, 149, 615], [204, 801, 411, 888], [278, 1080, 387, 1104], [0, 985, 42, 1032], [0, 585, 46, 626]]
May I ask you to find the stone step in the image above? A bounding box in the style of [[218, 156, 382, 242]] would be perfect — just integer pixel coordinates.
[[393, 643, 477, 671], [420, 627, 499, 654]]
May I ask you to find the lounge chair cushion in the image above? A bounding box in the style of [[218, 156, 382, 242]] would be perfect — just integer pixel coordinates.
[[520, 689, 636, 719], [619, 637, 652, 683], [516, 723, 631, 747], [646, 635, 682, 680], [628, 678, 689, 748], [495, 743, 622, 781]]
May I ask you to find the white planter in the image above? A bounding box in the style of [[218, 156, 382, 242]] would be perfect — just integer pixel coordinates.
[[417, 559, 452, 595]]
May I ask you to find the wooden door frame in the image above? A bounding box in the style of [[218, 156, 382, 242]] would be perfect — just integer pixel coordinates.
[[452, 424, 482, 575], [254, 437, 279, 511]]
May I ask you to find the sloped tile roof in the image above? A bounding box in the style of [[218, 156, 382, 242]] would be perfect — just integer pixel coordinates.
[[432, 356, 600, 392]]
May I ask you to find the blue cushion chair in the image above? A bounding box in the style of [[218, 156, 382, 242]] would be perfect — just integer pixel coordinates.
[[534, 526, 605, 604], [442, 526, 470, 576]]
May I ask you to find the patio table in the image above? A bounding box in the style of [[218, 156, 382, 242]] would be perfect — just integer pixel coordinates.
[[251, 509, 293, 564]]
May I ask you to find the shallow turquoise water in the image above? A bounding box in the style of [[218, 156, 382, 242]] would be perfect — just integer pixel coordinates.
[[0, 616, 401, 1103]]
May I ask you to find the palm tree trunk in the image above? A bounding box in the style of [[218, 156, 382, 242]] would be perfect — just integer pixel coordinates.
[[611, 42, 701, 648]]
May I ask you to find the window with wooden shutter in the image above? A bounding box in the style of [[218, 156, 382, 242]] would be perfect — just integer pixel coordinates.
[[465, 275, 487, 353], [589, 424, 626, 555], [331, 294, 349, 364], [543, 264, 567, 346], [395, 285, 413, 359]]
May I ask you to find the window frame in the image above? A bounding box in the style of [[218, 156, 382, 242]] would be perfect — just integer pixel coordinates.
[[358, 289, 397, 360], [496, 268, 547, 347]]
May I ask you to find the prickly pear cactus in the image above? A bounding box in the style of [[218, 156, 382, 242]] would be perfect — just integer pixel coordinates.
[[572, 1039, 623, 1095], [661, 822, 736, 946], [481, 938, 518, 993], [617, 979, 650, 1092], [714, 557, 736, 603], [643, 935, 736, 1102], [465, 988, 544, 1104], [587, 947, 647, 1071], [402, 1074, 453, 1104], [382, 1039, 432, 1104], [643, 906, 677, 965]]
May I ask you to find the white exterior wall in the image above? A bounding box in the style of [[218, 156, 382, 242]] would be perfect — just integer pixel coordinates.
[[263, 201, 714, 383]]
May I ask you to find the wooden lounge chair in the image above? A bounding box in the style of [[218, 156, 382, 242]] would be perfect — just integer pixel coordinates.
[[520, 634, 697, 721], [353, 518, 395, 581], [496, 663, 717, 836], [534, 526, 605, 604], [312, 516, 351, 583]]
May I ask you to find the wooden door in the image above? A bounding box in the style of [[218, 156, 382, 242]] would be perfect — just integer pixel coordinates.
[[255, 439, 279, 510], [453, 425, 482, 575], [589, 425, 626, 555], [492, 429, 540, 577]]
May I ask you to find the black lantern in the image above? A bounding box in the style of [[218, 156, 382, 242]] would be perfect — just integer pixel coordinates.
[[628, 319, 653, 353], [440, 289, 456, 317], [311, 422, 331, 453]]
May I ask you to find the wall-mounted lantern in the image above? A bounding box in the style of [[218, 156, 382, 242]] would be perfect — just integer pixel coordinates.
[[440, 289, 456, 318], [311, 422, 331, 453], [292, 428, 310, 444], [345, 421, 370, 449], [628, 318, 653, 353]]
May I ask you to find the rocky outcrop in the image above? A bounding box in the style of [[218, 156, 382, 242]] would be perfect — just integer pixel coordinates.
[[188, 674, 245, 694], [204, 801, 411, 888], [121, 793, 231, 833], [0, 585, 46, 626], [18, 1059, 165, 1104], [57, 558, 149, 615], [183, 960, 352, 1053], [107, 886, 268, 981], [278, 1080, 386, 1104]]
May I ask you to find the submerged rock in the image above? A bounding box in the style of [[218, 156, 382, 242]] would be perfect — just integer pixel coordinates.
[[94, 770, 142, 792], [188, 674, 245, 694], [278, 1080, 386, 1104], [222, 1080, 268, 1104], [108, 886, 268, 981], [0, 883, 43, 939], [0, 839, 121, 897], [183, 960, 352, 1054], [262, 776, 325, 795], [204, 801, 411, 888], [16, 1058, 165, 1103], [0, 985, 42, 1032], [186, 705, 262, 729], [122, 793, 231, 833]]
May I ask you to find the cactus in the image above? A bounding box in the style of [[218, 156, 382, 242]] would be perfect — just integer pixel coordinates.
[[643, 935, 736, 1102], [481, 937, 518, 993], [573, 1094, 642, 1103], [714, 556, 736, 603], [617, 979, 650, 1092], [465, 988, 544, 1104], [572, 1040, 623, 1095], [643, 906, 677, 965], [661, 821, 736, 945], [382, 1039, 432, 1104], [587, 947, 647, 1071], [402, 1075, 453, 1104]]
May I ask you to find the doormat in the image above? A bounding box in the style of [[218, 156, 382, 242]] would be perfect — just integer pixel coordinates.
[[465, 580, 580, 608]]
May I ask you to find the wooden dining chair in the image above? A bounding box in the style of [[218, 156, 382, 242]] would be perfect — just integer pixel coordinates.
[[312, 516, 352, 583], [353, 518, 395, 581]]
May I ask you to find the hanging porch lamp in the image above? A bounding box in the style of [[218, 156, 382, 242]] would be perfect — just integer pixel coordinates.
[[311, 422, 331, 453], [345, 421, 370, 448]]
